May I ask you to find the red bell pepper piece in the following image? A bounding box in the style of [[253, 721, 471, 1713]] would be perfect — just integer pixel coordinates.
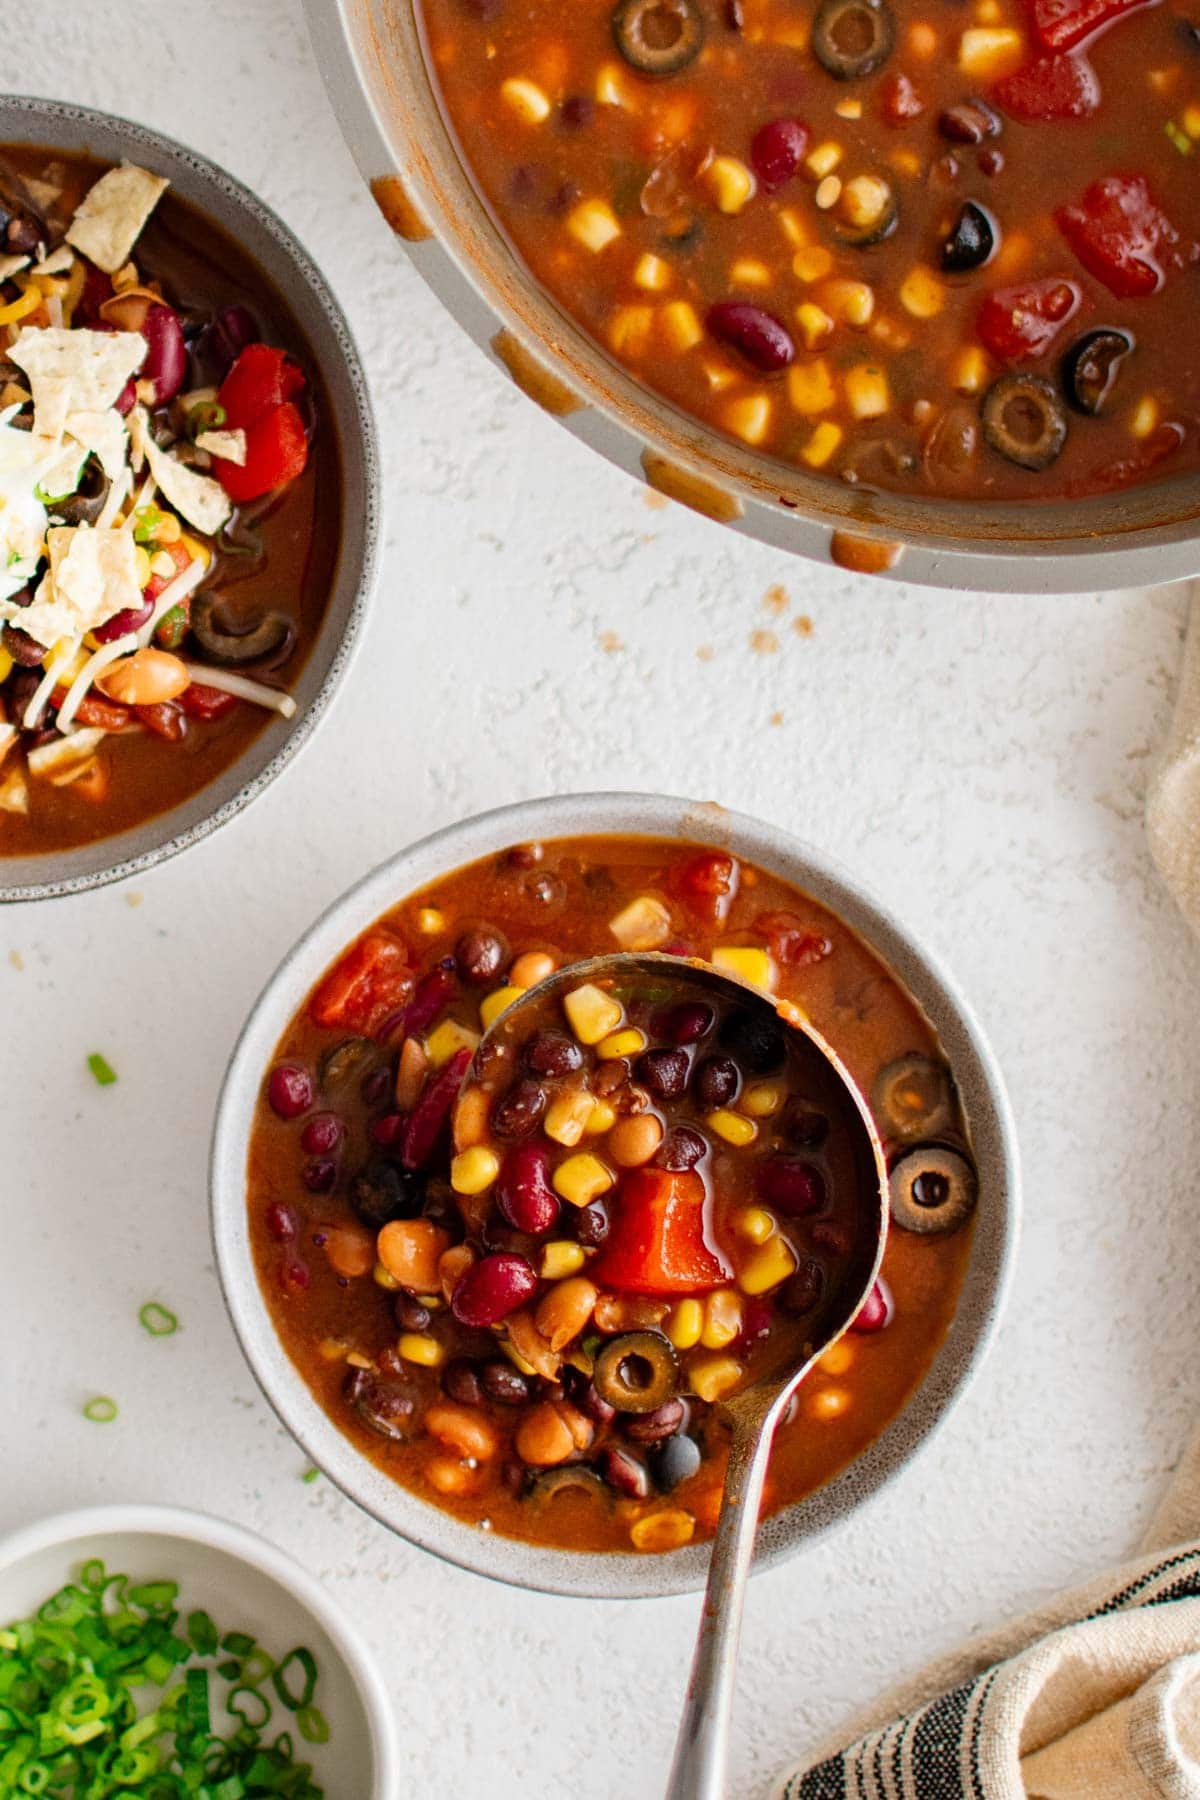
[[50, 688, 130, 732], [754, 910, 833, 967], [671, 850, 740, 924], [401, 1046, 472, 1171], [1029, 0, 1152, 52], [213, 402, 309, 503], [133, 701, 187, 742], [1057, 174, 1175, 298], [976, 277, 1082, 361], [218, 343, 305, 430], [992, 50, 1099, 120], [179, 682, 239, 722], [590, 1168, 732, 1295], [310, 933, 413, 1036]]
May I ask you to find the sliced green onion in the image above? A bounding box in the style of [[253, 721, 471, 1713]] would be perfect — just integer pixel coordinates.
[[301, 1467, 320, 1485], [86, 1053, 117, 1087], [271, 1648, 317, 1713], [82, 1396, 118, 1423], [138, 1302, 179, 1337], [297, 1706, 330, 1745], [186, 1610, 219, 1656]]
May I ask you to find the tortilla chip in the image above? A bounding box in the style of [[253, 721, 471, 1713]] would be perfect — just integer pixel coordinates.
[[195, 428, 247, 466], [65, 163, 169, 274], [129, 406, 231, 537], [65, 409, 130, 484], [9, 327, 145, 438]]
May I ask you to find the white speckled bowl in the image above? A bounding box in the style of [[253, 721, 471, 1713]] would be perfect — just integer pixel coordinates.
[[0, 1504, 400, 1798], [211, 792, 1020, 1599], [0, 96, 379, 903]]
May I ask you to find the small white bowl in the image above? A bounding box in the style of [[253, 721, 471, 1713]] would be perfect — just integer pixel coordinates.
[[0, 1505, 400, 1800]]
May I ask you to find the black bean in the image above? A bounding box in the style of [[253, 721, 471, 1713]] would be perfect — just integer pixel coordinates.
[[560, 95, 595, 128], [719, 1011, 785, 1074], [394, 1294, 431, 1332], [492, 1079, 547, 1140], [575, 1202, 610, 1246], [442, 1359, 484, 1406], [456, 926, 506, 986], [656, 1126, 707, 1171], [5, 216, 39, 255], [349, 1159, 425, 1227], [481, 1360, 531, 1405], [785, 1104, 829, 1148], [938, 98, 1001, 143], [526, 1030, 583, 1077], [636, 1047, 691, 1101], [602, 1446, 651, 1499], [624, 1398, 685, 1443], [3, 623, 45, 668], [780, 1259, 825, 1315], [694, 1055, 739, 1110], [650, 1433, 702, 1490]]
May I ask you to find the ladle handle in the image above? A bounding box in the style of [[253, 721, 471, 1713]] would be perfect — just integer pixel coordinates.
[[665, 1404, 777, 1800]]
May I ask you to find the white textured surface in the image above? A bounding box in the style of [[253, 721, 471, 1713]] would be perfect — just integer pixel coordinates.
[[4, 6, 1200, 1795]]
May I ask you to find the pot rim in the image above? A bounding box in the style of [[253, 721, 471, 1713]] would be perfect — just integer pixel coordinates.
[[302, 0, 1198, 594], [210, 790, 1021, 1600], [0, 94, 380, 903]]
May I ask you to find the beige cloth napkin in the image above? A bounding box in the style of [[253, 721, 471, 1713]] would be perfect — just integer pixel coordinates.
[[777, 593, 1200, 1797]]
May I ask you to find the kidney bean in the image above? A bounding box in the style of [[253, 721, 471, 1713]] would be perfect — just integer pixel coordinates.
[[451, 1252, 538, 1328], [481, 1359, 532, 1405], [141, 304, 187, 403], [738, 1297, 773, 1350], [851, 1278, 893, 1333], [636, 1047, 690, 1101], [456, 926, 506, 985], [5, 216, 39, 255], [780, 1258, 825, 1315], [656, 1126, 707, 1171], [602, 1445, 651, 1499], [3, 624, 47, 668], [575, 1201, 610, 1246], [279, 1257, 311, 1293], [265, 1202, 298, 1242], [400, 1047, 471, 1170], [211, 303, 258, 374], [525, 1030, 583, 1077], [302, 1157, 338, 1195], [133, 701, 186, 742], [371, 1112, 405, 1147], [751, 118, 809, 188], [301, 1112, 344, 1155], [938, 98, 1001, 143], [756, 1155, 825, 1216], [396, 1294, 433, 1333], [442, 1357, 484, 1405], [561, 1371, 616, 1428], [394, 966, 457, 1041], [492, 1078, 547, 1140], [93, 599, 155, 644], [694, 1055, 739, 1110], [267, 1063, 313, 1119], [663, 1001, 715, 1045], [496, 1142, 560, 1235], [706, 302, 795, 372], [624, 1398, 685, 1444], [560, 95, 595, 128]]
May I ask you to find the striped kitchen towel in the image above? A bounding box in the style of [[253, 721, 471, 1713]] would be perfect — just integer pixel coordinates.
[[776, 1430, 1200, 1799]]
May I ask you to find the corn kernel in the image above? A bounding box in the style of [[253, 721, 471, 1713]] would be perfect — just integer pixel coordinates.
[[820, 1339, 856, 1376], [795, 306, 834, 352], [801, 421, 844, 468], [898, 266, 945, 319], [689, 1353, 744, 1403], [958, 26, 1024, 76], [806, 141, 842, 179], [634, 252, 671, 292], [425, 1018, 480, 1068], [553, 1152, 614, 1208], [345, 1351, 373, 1370], [318, 1337, 348, 1361], [583, 1098, 618, 1135], [700, 357, 737, 390], [732, 1206, 776, 1244], [609, 304, 655, 355], [416, 907, 445, 934], [730, 256, 771, 287], [844, 363, 891, 420], [540, 1240, 587, 1280], [479, 984, 526, 1031], [788, 358, 836, 416], [134, 545, 152, 587], [840, 175, 893, 233], [595, 60, 632, 107], [567, 198, 621, 253], [502, 1340, 539, 1376], [510, 951, 556, 987], [563, 982, 624, 1044], [908, 20, 939, 54], [711, 945, 776, 991], [500, 77, 551, 124], [597, 1027, 647, 1060], [1130, 396, 1160, 439], [869, 315, 912, 351], [738, 1234, 798, 1295], [609, 893, 672, 949], [706, 1108, 758, 1147], [975, 0, 1001, 17], [155, 511, 182, 544], [814, 174, 842, 211], [742, 1080, 785, 1118], [660, 300, 704, 353], [702, 1288, 744, 1349], [890, 148, 922, 179], [820, 279, 875, 327], [835, 97, 863, 119], [1184, 105, 1200, 139], [724, 393, 773, 446], [777, 207, 808, 247], [631, 1509, 696, 1551], [793, 245, 834, 283], [666, 1298, 704, 1351], [808, 1385, 851, 1420], [0, 647, 12, 685], [373, 1262, 399, 1291], [544, 1088, 598, 1147], [450, 1146, 500, 1196], [706, 154, 757, 214], [950, 345, 990, 394], [397, 1332, 445, 1368]]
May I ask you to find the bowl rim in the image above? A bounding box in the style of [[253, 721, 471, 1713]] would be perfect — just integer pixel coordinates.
[[210, 790, 1021, 1601], [302, 0, 1198, 594], [0, 94, 380, 904], [0, 1501, 401, 1798]]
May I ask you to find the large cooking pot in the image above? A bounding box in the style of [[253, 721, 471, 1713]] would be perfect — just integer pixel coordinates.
[[306, 0, 1199, 593]]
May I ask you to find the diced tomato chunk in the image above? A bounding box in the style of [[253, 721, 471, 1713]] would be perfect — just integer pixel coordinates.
[[755, 910, 833, 967], [179, 682, 239, 722], [992, 50, 1099, 120], [591, 1168, 732, 1295], [672, 851, 740, 923], [134, 701, 187, 742], [1057, 174, 1176, 298], [310, 933, 413, 1036], [213, 402, 309, 503], [1029, 0, 1153, 52], [976, 277, 1082, 361], [218, 343, 305, 430], [50, 689, 130, 731], [880, 72, 924, 125]]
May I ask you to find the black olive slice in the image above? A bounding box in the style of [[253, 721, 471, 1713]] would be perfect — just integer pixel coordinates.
[[612, 0, 704, 74], [1062, 328, 1135, 417], [981, 373, 1068, 471], [889, 1144, 977, 1235], [873, 1053, 954, 1141], [812, 0, 895, 80], [190, 592, 293, 666], [47, 454, 110, 527], [593, 1331, 679, 1413], [834, 175, 898, 247], [320, 1036, 377, 1090], [941, 200, 998, 273], [528, 1465, 612, 1505]]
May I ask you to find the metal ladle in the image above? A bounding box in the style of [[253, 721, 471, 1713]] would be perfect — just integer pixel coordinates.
[[455, 952, 889, 1800]]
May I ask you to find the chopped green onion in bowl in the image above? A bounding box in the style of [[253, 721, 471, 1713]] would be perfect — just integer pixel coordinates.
[[139, 1302, 179, 1337], [82, 1396, 118, 1424]]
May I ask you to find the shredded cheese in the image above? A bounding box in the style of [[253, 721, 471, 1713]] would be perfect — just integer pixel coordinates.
[[181, 663, 297, 719], [22, 637, 82, 730], [55, 632, 138, 733], [27, 725, 106, 778]]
